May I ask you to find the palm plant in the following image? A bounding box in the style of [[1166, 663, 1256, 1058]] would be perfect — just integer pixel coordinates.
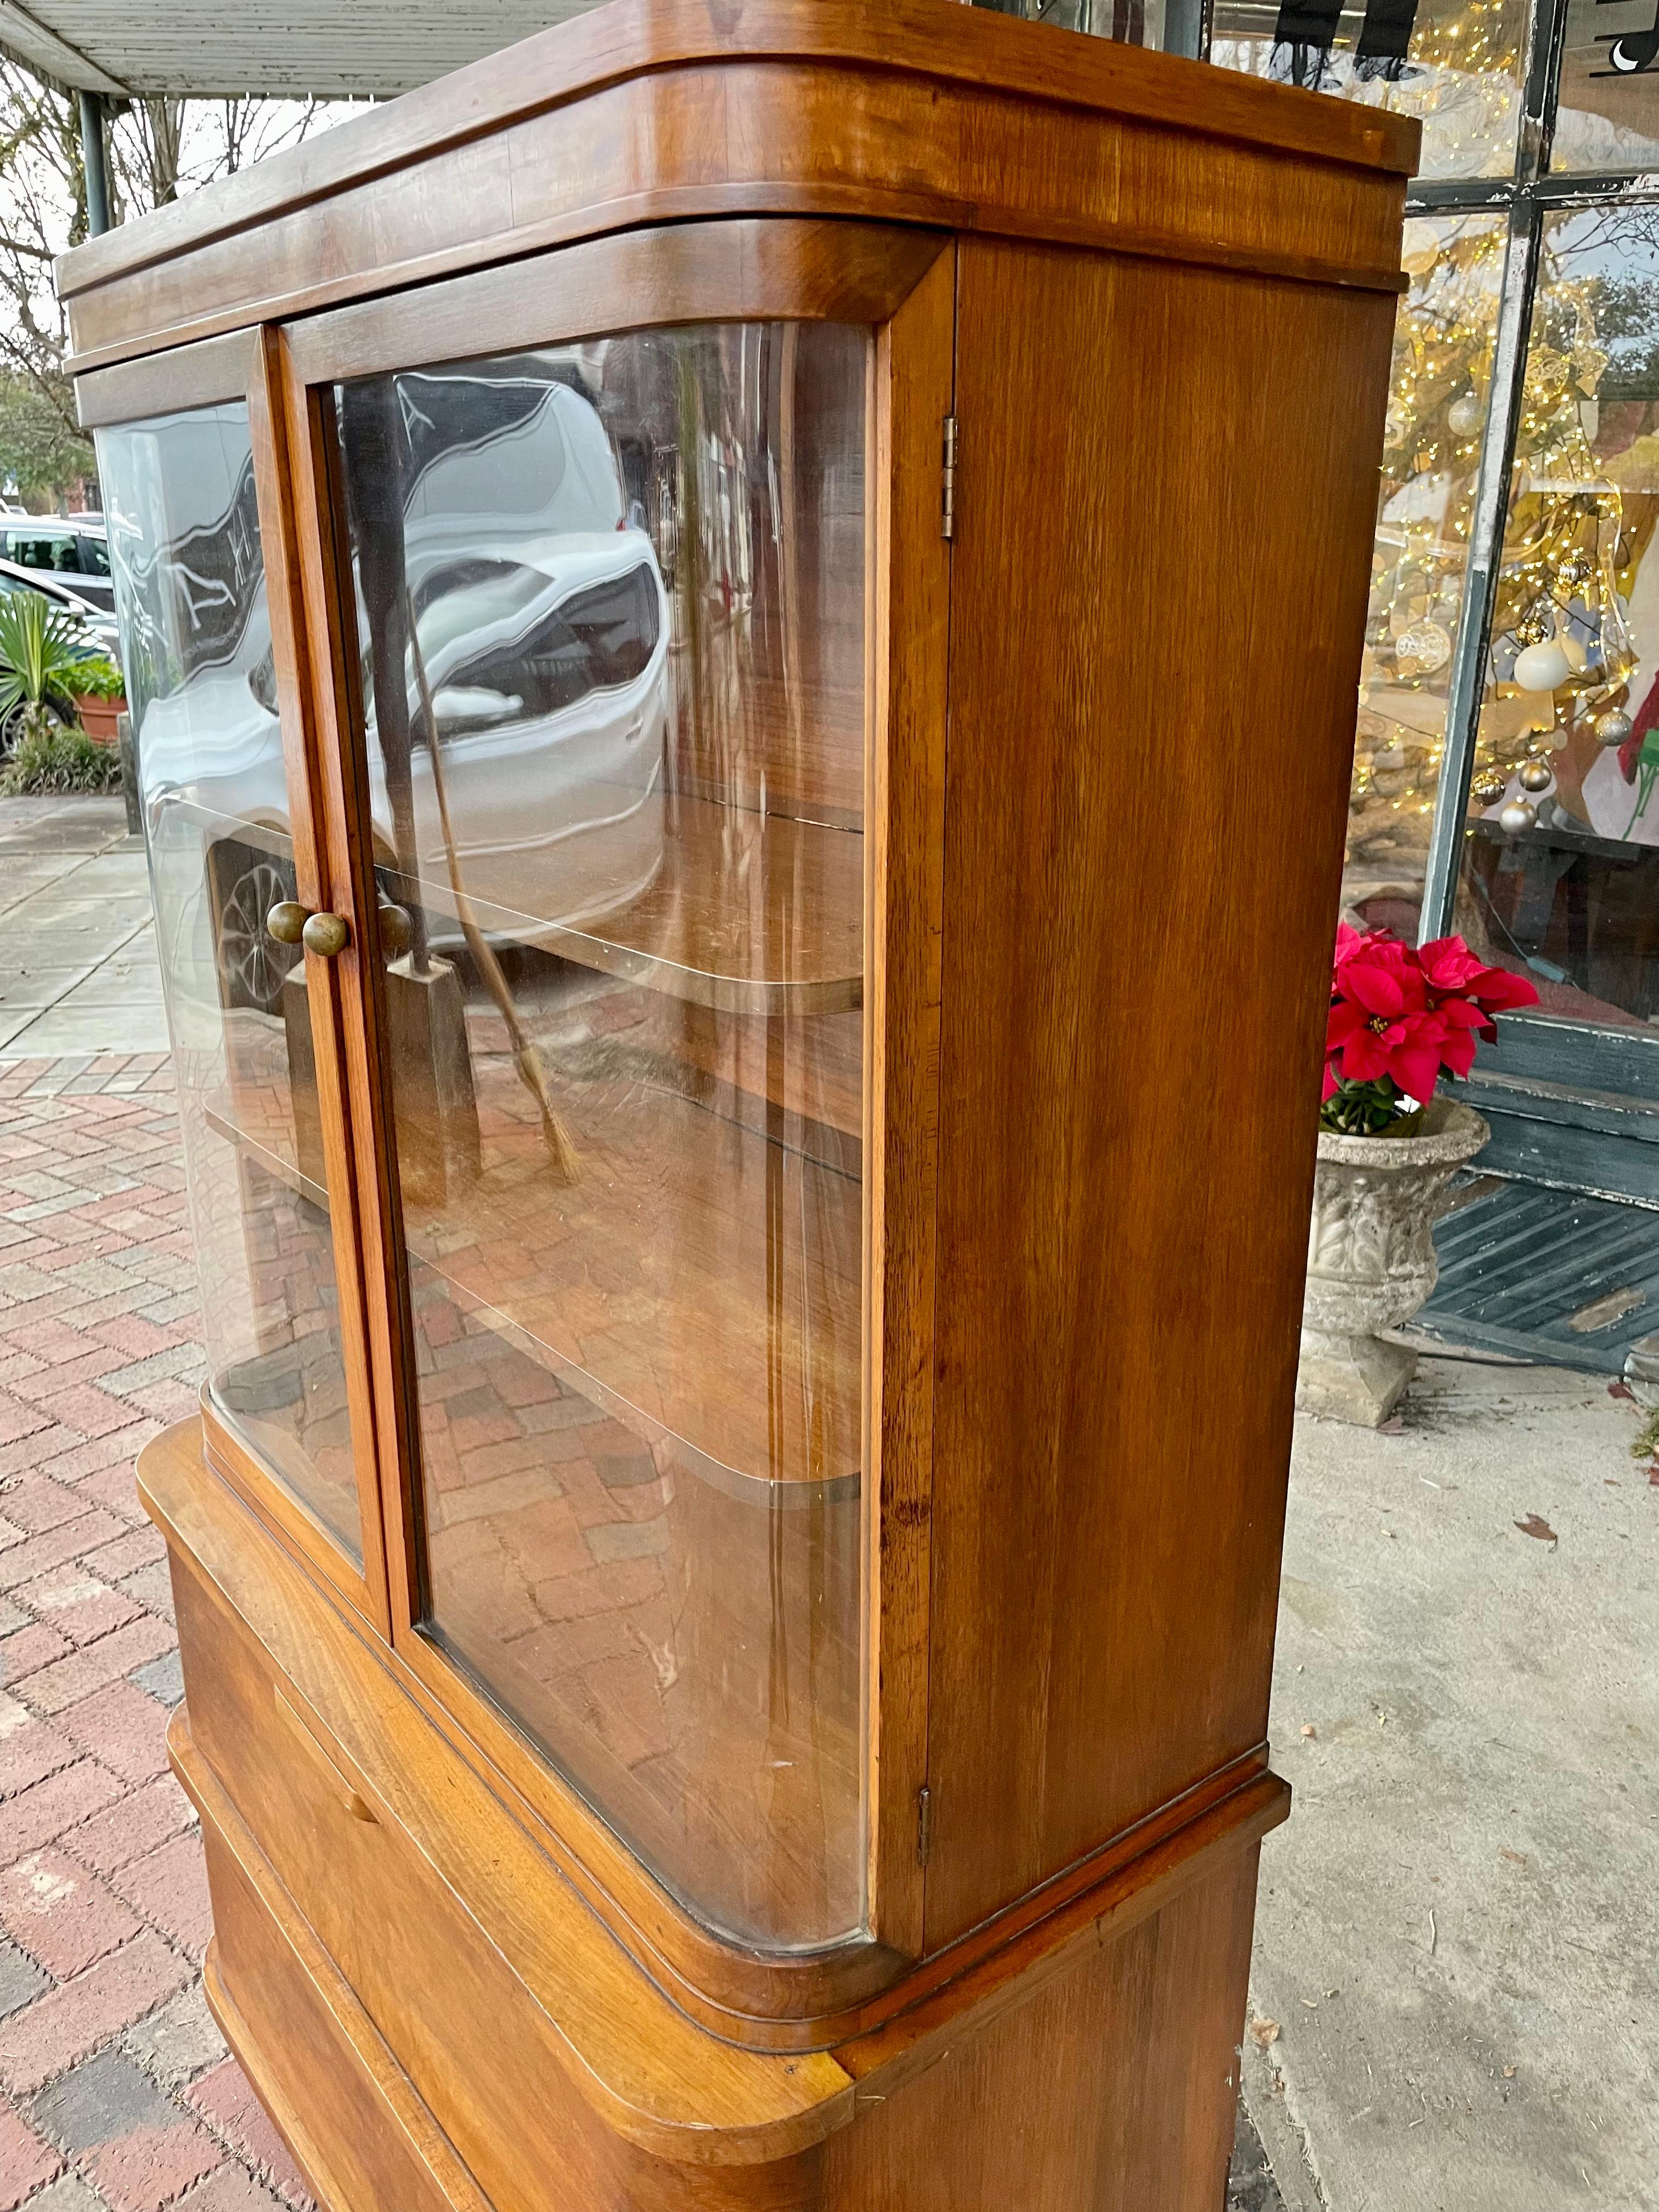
[[0, 591, 92, 756]]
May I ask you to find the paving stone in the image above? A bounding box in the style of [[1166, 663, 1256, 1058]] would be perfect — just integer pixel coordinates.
[[0, 1933, 49, 2021], [87, 2120, 223, 2212], [108, 1833, 211, 1960], [0, 1621, 71, 1684], [0, 2101, 62, 2210], [184, 2062, 307, 2204], [0, 1932, 193, 2096], [65, 1777, 193, 1878], [127, 1653, 182, 1710], [122, 1983, 225, 2092], [0, 1847, 141, 1980], [19, 2174, 106, 2212], [174, 2166, 294, 2212], [0, 1701, 77, 1801], [56, 1684, 171, 1788], [0, 1760, 125, 1864], [114, 1564, 173, 1628], [33, 2044, 178, 2149]]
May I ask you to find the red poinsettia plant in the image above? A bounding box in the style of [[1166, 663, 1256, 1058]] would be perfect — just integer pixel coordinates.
[[1322, 925, 1538, 1136]]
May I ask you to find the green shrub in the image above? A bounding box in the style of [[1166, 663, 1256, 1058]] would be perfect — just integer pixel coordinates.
[[0, 590, 91, 733], [66, 653, 126, 701], [0, 719, 123, 795]]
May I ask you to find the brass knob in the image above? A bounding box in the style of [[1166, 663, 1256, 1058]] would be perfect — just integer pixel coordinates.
[[266, 901, 308, 946], [377, 901, 413, 958], [302, 911, 350, 958]]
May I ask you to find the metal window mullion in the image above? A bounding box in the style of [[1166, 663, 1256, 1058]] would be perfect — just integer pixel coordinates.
[[1417, 196, 1543, 944], [1521, 0, 1571, 182]]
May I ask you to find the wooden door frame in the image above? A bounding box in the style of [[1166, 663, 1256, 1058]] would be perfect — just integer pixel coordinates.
[[81, 326, 394, 1636], [270, 214, 953, 2033]]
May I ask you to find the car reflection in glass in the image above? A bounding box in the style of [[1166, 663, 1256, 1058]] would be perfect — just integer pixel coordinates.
[[132, 375, 670, 1014]]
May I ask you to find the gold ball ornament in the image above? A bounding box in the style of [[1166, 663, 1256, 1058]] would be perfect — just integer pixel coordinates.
[[1519, 760, 1553, 793], [1595, 708, 1633, 748], [1447, 393, 1484, 438], [1472, 769, 1508, 804], [1499, 797, 1538, 835], [1513, 640, 1573, 692], [1515, 610, 1551, 648]]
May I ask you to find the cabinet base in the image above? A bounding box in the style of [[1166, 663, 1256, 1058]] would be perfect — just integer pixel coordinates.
[[177, 1702, 1264, 2212]]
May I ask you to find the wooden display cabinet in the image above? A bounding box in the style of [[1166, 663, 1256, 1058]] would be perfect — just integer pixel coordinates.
[[58, 3, 1414, 2204]]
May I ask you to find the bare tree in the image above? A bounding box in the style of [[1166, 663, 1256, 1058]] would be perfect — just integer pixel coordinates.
[[0, 55, 349, 505]]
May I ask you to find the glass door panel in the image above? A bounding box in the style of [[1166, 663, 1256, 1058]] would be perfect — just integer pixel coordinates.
[[1455, 205, 1659, 1030], [97, 404, 363, 1561], [334, 324, 868, 1950]]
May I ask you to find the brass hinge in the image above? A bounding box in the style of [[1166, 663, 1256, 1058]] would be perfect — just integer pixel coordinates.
[[917, 1783, 933, 1867], [941, 415, 958, 541]]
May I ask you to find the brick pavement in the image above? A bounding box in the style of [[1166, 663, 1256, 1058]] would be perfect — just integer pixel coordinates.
[[0, 1053, 309, 2212]]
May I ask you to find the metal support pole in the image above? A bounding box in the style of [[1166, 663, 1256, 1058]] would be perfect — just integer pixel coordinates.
[[77, 89, 112, 237], [1416, 200, 1542, 945]]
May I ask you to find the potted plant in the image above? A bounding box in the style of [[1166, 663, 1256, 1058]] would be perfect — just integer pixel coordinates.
[[1298, 926, 1538, 1425], [66, 652, 127, 744], [0, 592, 89, 756]]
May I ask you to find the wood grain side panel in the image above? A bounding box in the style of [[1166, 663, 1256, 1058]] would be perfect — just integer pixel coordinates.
[[864, 246, 953, 1958], [63, 63, 1407, 371], [824, 1839, 1262, 2212], [923, 239, 1396, 1945]]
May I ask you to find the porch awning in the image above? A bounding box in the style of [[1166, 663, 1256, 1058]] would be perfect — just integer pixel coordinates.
[[0, 0, 592, 95]]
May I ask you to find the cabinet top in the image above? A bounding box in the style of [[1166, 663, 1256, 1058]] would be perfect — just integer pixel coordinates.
[[58, 0, 1417, 371]]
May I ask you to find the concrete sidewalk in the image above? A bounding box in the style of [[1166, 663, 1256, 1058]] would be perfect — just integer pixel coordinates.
[[1245, 1353, 1658, 2211], [0, 801, 168, 1061]]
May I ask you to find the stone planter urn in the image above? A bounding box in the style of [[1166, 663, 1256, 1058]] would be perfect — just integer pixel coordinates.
[[1297, 1097, 1490, 1426]]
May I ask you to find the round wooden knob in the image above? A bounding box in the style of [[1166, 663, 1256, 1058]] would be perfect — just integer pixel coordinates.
[[377, 901, 413, 957], [301, 911, 350, 958], [265, 901, 308, 946]]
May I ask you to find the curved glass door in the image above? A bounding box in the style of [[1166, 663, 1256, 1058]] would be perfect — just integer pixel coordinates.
[[334, 323, 868, 1949], [97, 403, 365, 1562]]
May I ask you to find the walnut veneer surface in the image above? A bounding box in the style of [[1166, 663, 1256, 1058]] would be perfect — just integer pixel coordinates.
[[78, 0, 1414, 2199]]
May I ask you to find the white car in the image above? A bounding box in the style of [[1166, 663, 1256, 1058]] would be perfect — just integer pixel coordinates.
[[0, 556, 122, 662], [114, 380, 669, 1012], [0, 515, 116, 614]]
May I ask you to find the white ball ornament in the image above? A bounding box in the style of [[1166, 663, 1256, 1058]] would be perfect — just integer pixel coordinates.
[[1499, 797, 1538, 834], [1595, 708, 1633, 748], [1511, 640, 1572, 692], [1447, 394, 1483, 438]]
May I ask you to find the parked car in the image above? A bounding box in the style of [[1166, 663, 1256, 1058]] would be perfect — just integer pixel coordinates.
[[0, 556, 122, 667], [0, 515, 115, 612], [108, 379, 669, 1014]]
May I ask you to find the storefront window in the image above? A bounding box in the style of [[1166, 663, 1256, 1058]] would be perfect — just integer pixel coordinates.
[[1554, 0, 1659, 170], [1457, 204, 1659, 1026], [1345, 213, 1508, 943], [1209, 0, 1530, 178], [964, 0, 1180, 43]]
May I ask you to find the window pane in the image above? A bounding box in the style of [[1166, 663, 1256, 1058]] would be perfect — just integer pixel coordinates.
[[1456, 206, 1659, 1028], [336, 325, 867, 1951], [1209, 0, 1529, 178], [1555, 0, 1659, 171], [96, 405, 362, 1558], [1346, 213, 1508, 940]]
